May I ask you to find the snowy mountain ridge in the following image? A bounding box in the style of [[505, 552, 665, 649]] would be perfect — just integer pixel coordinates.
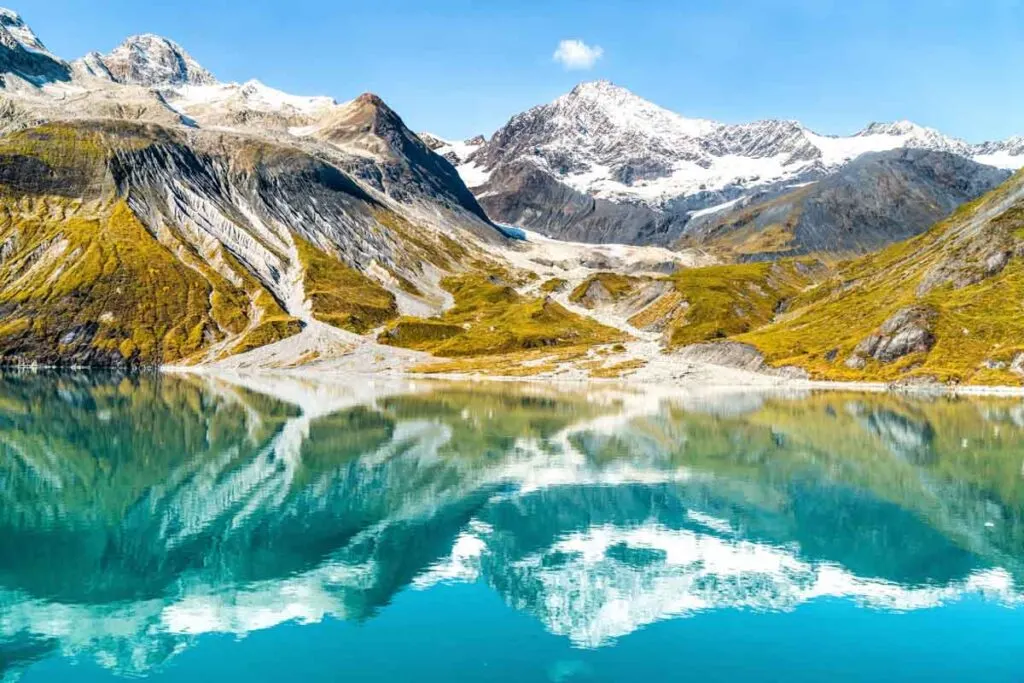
[[83, 33, 216, 87], [439, 80, 1024, 209], [0, 7, 54, 59]]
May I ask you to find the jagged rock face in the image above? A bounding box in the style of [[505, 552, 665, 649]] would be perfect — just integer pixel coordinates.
[[314, 94, 493, 227], [476, 161, 677, 243], [96, 34, 216, 87], [683, 149, 1011, 257], [419, 132, 447, 151], [0, 8, 70, 84], [849, 306, 938, 367]]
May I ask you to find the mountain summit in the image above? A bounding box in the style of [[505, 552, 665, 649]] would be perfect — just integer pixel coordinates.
[[0, 8, 70, 84], [92, 34, 216, 87]]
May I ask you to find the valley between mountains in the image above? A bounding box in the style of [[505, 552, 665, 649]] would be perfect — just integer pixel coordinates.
[[2, 7, 1024, 388]]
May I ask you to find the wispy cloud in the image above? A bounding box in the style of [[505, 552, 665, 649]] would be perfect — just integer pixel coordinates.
[[553, 39, 604, 70]]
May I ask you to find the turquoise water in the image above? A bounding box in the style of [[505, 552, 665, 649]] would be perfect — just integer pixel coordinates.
[[2, 373, 1024, 681]]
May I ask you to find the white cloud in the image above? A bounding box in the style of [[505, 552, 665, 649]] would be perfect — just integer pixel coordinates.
[[553, 39, 604, 70]]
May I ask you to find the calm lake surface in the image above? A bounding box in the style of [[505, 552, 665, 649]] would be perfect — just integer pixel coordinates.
[[1, 372, 1024, 681]]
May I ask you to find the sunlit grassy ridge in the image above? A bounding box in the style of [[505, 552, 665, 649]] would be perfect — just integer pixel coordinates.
[[660, 260, 822, 347], [0, 122, 308, 365], [380, 272, 626, 357], [737, 171, 1024, 384], [0, 198, 292, 364]]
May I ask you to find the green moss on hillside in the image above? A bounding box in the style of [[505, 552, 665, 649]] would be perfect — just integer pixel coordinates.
[[294, 234, 397, 334], [228, 316, 304, 356], [379, 273, 625, 357], [569, 272, 644, 306], [739, 172, 1024, 385], [665, 261, 820, 347], [0, 199, 297, 365]]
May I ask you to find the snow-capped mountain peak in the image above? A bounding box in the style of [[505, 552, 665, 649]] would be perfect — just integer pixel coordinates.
[[855, 119, 970, 153], [0, 7, 71, 85], [97, 33, 216, 87], [560, 80, 720, 139], [463, 82, 1024, 212], [0, 7, 56, 59]]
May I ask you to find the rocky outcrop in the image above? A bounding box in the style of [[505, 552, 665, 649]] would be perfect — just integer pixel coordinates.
[[846, 306, 937, 368], [676, 341, 808, 378]]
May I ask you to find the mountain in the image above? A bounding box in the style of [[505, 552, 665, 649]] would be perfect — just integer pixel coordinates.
[[0, 9, 525, 367], [307, 93, 491, 224], [1, 7, 1023, 383], [679, 148, 1011, 258], [0, 8, 69, 85], [83, 34, 215, 87], [734, 168, 1024, 384], [453, 81, 1024, 246]]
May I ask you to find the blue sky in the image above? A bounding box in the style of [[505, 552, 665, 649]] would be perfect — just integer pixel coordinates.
[[22, 0, 1024, 142]]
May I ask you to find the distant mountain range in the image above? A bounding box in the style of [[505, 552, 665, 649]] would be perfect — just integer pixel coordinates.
[[426, 80, 1023, 248]]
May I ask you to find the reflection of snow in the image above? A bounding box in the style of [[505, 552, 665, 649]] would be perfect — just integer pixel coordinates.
[[5, 374, 1024, 676], [414, 521, 493, 588], [513, 521, 1021, 648]]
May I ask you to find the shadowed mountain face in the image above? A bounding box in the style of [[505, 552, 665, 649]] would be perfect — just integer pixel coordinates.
[[1, 374, 1024, 675], [680, 149, 1011, 258]]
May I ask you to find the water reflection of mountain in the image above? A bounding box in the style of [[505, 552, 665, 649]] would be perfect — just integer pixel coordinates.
[[1, 373, 1023, 673]]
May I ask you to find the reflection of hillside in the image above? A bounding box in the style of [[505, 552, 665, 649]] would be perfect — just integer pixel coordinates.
[[0, 375, 1023, 674]]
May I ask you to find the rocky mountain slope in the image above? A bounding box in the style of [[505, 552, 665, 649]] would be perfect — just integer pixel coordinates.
[[732, 169, 1024, 384], [440, 81, 1023, 247], [679, 148, 1011, 258], [0, 8, 529, 367]]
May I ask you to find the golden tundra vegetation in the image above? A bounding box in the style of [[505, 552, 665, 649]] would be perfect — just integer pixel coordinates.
[[540, 171, 1024, 386], [379, 271, 625, 358], [0, 123, 300, 365], [740, 170, 1024, 385]]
